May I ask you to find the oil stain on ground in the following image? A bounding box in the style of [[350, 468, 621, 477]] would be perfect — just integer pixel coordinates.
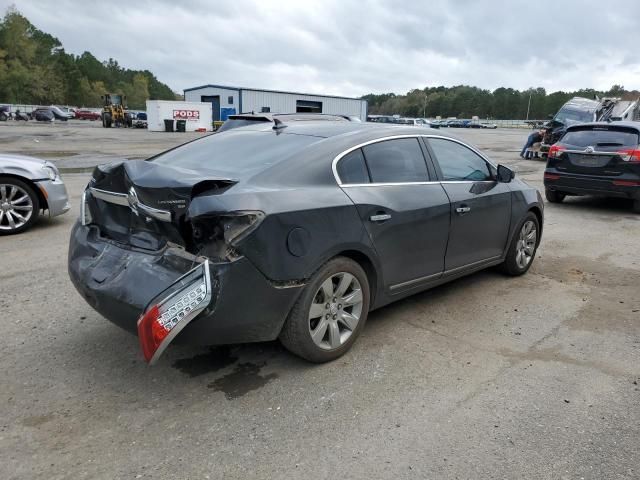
[[208, 362, 278, 400], [172, 346, 238, 377]]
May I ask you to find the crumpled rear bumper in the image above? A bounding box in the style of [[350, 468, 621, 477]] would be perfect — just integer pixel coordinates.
[[68, 221, 303, 351]]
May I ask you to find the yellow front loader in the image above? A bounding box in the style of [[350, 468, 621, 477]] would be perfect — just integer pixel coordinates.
[[101, 94, 132, 128]]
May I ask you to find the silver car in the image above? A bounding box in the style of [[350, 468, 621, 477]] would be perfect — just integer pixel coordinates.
[[0, 154, 70, 234]]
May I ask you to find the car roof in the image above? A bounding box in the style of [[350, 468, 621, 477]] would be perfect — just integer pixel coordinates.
[[233, 119, 457, 141]]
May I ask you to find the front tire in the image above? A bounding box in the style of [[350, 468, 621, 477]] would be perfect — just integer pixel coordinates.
[[499, 212, 539, 276], [279, 257, 370, 363], [545, 189, 565, 203], [0, 177, 40, 235]]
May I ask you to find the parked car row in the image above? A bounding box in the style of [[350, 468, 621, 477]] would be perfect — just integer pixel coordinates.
[[367, 115, 440, 128], [367, 115, 497, 130], [0, 105, 143, 123], [432, 119, 498, 129]]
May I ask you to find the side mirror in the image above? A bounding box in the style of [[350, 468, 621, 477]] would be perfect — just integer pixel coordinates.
[[497, 164, 515, 183]]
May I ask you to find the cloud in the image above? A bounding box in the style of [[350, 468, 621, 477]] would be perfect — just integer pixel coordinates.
[[4, 0, 640, 96]]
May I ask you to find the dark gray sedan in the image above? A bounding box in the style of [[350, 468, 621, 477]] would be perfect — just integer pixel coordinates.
[[68, 120, 543, 364]]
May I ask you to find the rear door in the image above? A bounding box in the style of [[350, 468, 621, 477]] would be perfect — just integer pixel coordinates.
[[551, 125, 640, 178], [425, 137, 512, 271], [336, 137, 451, 291]]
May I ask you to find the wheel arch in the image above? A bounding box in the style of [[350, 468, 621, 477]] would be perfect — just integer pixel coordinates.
[[527, 205, 543, 245], [0, 173, 47, 211], [334, 249, 379, 308]]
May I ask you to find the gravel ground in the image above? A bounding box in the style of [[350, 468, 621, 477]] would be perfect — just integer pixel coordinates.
[[0, 122, 638, 480]]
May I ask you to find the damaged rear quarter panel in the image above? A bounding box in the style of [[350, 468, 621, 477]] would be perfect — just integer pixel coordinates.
[[188, 184, 379, 283]]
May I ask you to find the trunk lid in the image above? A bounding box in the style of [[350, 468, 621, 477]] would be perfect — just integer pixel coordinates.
[[88, 160, 236, 250]]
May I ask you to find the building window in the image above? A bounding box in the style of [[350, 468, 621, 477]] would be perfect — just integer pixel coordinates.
[[296, 100, 322, 113], [261, 107, 271, 113], [228, 96, 234, 104]]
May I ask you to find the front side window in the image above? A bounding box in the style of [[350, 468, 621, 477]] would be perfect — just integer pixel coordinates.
[[337, 149, 370, 184], [428, 138, 492, 181], [362, 138, 428, 183]]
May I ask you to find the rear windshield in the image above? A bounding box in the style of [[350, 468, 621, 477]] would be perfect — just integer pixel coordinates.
[[152, 130, 321, 176], [561, 127, 640, 148]]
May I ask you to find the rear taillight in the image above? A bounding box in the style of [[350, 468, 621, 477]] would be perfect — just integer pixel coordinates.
[[137, 260, 212, 364], [548, 145, 566, 159], [544, 173, 560, 181], [616, 149, 640, 163], [190, 211, 264, 261], [221, 211, 265, 245]]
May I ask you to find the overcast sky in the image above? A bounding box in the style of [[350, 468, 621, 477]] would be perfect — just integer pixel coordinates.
[[4, 0, 640, 97]]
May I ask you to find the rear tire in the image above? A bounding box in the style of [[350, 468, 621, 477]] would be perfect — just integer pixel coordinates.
[[499, 212, 540, 276], [545, 189, 565, 203], [279, 257, 370, 363], [103, 113, 112, 128]]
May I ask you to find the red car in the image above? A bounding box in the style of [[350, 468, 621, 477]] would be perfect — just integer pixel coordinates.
[[75, 110, 101, 121]]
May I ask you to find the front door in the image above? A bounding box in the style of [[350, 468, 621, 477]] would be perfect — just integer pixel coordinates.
[[425, 137, 512, 271], [336, 138, 451, 291]]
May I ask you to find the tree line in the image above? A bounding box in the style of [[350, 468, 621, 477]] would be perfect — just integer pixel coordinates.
[[0, 7, 176, 109], [363, 84, 639, 120]]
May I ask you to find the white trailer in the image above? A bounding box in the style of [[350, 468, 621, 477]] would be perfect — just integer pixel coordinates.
[[145, 100, 213, 132]]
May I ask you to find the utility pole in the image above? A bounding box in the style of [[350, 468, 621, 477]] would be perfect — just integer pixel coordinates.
[[526, 92, 532, 120], [423, 93, 428, 118]]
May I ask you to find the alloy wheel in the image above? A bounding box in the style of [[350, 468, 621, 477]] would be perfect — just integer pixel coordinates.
[[0, 183, 34, 231], [308, 272, 364, 350], [515, 220, 537, 269]]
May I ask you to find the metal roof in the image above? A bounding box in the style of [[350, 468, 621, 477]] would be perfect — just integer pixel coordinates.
[[183, 84, 366, 102]]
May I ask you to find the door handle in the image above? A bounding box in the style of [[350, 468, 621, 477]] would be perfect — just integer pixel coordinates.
[[456, 206, 471, 214], [369, 213, 391, 222]]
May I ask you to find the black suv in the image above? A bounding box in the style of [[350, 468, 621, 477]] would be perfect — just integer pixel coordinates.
[[544, 122, 640, 212]]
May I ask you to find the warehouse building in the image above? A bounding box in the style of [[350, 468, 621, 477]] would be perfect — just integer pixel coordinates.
[[183, 84, 368, 122]]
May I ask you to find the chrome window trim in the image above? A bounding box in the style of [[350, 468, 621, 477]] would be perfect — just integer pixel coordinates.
[[341, 181, 441, 188], [331, 134, 497, 186]]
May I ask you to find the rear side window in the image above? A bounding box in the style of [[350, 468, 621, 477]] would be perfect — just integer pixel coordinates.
[[362, 138, 428, 183], [337, 149, 370, 184], [428, 138, 491, 181], [561, 128, 639, 147]]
